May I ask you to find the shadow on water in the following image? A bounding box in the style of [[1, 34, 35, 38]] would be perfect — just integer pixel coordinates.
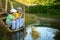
[[54, 32, 60, 40]]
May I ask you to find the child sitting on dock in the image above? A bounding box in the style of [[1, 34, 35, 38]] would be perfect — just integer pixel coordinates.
[[14, 7, 24, 29], [6, 9, 17, 30]]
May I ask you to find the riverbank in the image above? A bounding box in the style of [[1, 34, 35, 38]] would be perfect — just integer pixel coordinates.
[[25, 13, 60, 29], [25, 13, 38, 25]]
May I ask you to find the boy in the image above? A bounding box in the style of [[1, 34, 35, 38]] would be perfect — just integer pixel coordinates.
[[6, 9, 17, 30], [14, 7, 24, 29]]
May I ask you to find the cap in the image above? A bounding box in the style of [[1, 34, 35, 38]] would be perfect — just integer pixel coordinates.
[[10, 9, 17, 13]]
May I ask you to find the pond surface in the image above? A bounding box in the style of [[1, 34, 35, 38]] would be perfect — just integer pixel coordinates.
[[24, 26, 59, 40]]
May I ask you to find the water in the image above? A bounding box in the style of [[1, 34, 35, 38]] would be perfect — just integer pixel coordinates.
[[24, 26, 59, 40]]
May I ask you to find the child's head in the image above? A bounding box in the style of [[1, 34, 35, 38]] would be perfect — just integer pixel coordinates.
[[16, 7, 23, 13], [10, 9, 17, 15]]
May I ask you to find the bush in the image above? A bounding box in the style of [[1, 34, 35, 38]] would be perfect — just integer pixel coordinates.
[[26, 5, 60, 16]]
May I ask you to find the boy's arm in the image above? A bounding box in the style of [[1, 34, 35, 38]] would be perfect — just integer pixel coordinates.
[[19, 13, 23, 18], [7, 14, 17, 20], [15, 13, 23, 18], [11, 17, 18, 20], [10, 16, 17, 20]]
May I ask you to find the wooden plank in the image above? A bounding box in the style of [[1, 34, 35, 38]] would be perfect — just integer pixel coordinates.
[[0, 19, 12, 33], [1, 17, 6, 19], [11, 28, 24, 33], [0, 12, 6, 14]]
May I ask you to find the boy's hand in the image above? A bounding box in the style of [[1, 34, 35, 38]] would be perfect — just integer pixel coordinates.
[[14, 18, 17, 20], [11, 18, 17, 20]]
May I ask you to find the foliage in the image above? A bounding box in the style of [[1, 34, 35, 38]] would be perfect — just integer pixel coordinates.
[[26, 4, 60, 18], [35, 0, 55, 5]]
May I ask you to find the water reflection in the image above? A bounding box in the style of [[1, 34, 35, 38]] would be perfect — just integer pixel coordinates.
[[24, 26, 59, 40]]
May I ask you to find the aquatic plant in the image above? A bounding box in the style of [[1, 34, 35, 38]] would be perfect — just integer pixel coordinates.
[[24, 31, 27, 38], [31, 27, 40, 40]]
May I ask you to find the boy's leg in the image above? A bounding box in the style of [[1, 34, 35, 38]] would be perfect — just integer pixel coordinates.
[[7, 21, 12, 27], [11, 20, 16, 30], [19, 18, 24, 27], [16, 19, 20, 29]]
